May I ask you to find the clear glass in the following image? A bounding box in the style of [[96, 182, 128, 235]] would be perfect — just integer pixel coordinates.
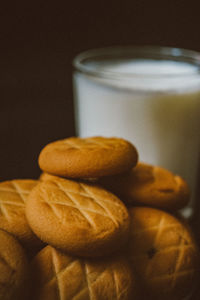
[[73, 46, 200, 220]]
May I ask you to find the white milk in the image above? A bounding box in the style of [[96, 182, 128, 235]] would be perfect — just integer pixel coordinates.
[[73, 59, 200, 217]]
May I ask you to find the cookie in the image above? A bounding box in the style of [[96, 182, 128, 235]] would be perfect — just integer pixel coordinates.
[[0, 229, 29, 300], [38, 136, 138, 178], [128, 207, 199, 300], [30, 245, 137, 300], [0, 179, 43, 253], [99, 162, 190, 211], [26, 176, 130, 257]]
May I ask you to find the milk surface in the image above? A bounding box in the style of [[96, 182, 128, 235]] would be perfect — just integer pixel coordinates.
[[73, 59, 200, 216]]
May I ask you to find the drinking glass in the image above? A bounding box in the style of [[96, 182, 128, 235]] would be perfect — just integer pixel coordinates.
[[73, 46, 200, 219]]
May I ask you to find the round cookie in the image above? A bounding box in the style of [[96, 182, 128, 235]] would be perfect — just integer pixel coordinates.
[[31, 245, 137, 300], [38, 136, 138, 178], [0, 179, 43, 253], [0, 229, 28, 300], [128, 207, 200, 300], [99, 162, 190, 211], [26, 176, 130, 257]]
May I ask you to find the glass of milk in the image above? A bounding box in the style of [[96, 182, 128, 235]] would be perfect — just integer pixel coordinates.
[[73, 46, 200, 219]]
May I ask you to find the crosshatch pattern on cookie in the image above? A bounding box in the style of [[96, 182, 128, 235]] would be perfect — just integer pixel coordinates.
[[49, 137, 130, 151], [32, 246, 133, 300], [0, 180, 38, 220], [36, 179, 126, 228], [26, 177, 130, 257], [0, 180, 43, 252], [129, 208, 199, 296]]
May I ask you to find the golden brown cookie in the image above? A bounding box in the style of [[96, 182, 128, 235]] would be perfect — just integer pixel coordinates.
[[128, 207, 199, 300], [31, 245, 137, 300], [38, 136, 138, 178], [0, 229, 29, 300], [26, 176, 130, 257], [0, 179, 43, 253], [99, 162, 190, 211]]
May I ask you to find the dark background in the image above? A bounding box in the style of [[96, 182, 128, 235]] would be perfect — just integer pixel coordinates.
[[0, 1, 200, 180]]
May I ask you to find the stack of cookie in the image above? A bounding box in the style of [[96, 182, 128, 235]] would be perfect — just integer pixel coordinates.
[[28, 137, 139, 300], [0, 136, 199, 300]]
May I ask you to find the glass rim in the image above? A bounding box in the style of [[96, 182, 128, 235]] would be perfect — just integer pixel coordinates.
[[73, 45, 200, 79]]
